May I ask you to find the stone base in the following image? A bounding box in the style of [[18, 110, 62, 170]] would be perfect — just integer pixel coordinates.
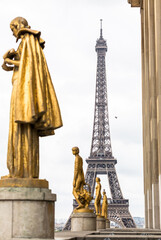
[[12, 239, 53, 240], [106, 219, 110, 228], [0, 178, 48, 188], [71, 211, 96, 231], [96, 215, 106, 230], [73, 207, 94, 213], [0, 187, 56, 240]]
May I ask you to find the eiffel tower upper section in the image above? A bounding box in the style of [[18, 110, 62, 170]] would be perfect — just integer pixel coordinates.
[[89, 20, 114, 161]]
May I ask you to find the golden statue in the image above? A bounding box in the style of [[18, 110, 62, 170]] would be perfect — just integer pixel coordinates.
[[94, 177, 102, 215], [72, 147, 92, 212], [102, 189, 108, 219], [1, 17, 62, 184]]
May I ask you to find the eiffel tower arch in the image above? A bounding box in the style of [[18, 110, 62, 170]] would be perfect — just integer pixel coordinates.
[[63, 20, 136, 230]]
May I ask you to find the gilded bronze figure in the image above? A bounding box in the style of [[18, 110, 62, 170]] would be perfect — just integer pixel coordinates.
[[94, 177, 102, 215], [72, 147, 92, 212], [2, 17, 62, 180], [102, 189, 108, 219]]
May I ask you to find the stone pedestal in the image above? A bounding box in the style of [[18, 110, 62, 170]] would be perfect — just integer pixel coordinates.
[[0, 187, 56, 240], [106, 219, 110, 228], [96, 216, 106, 230], [71, 211, 96, 231]]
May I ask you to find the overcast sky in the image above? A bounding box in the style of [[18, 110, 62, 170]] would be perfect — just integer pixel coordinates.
[[0, 0, 143, 221]]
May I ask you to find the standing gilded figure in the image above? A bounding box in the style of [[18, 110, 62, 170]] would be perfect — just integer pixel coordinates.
[[94, 177, 102, 215], [102, 189, 108, 219], [72, 147, 92, 211], [2, 17, 62, 179]]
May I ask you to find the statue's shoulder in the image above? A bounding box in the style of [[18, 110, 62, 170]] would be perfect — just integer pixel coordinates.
[[78, 155, 83, 162], [17, 28, 45, 49], [75, 155, 83, 162], [17, 28, 41, 38]]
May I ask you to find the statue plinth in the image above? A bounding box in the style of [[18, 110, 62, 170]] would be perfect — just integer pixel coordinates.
[[106, 219, 110, 228], [71, 210, 96, 231], [73, 207, 93, 213], [96, 215, 106, 230], [0, 187, 56, 239], [0, 178, 48, 188]]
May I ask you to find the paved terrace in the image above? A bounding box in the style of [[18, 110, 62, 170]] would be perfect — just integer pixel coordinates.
[[55, 228, 161, 240]]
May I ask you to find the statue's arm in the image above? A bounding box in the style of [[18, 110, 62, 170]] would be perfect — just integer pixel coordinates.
[[82, 169, 86, 184], [98, 183, 101, 194], [4, 58, 20, 67], [73, 157, 79, 187], [2, 48, 16, 71], [80, 157, 86, 185], [95, 185, 98, 196]]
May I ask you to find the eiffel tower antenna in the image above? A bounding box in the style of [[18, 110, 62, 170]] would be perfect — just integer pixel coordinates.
[[63, 21, 136, 230], [100, 19, 103, 38]]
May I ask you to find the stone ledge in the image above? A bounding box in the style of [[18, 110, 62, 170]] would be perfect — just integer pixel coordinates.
[[56, 229, 161, 239], [0, 187, 56, 201], [0, 178, 48, 188], [71, 212, 96, 218], [12, 239, 75, 240], [12, 238, 55, 240], [128, 0, 140, 7]]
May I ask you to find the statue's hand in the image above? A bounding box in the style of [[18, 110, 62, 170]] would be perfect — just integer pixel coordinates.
[[3, 48, 16, 60], [1, 61, 13, 71]]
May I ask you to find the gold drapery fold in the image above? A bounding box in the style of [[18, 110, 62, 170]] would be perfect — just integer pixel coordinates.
[[7, 80, 39, 178], [6, 29, 63, 178], [15, 32, 63, 136]]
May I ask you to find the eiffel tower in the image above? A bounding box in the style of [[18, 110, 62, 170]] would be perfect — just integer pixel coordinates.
[[63, 20, 136, 230]]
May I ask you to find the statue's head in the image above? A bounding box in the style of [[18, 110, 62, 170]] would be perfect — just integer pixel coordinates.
[[103, 189, 106, 195], [72, 146, 79, 155], [96, 177, 100, 183], [10, 17, 30, 38]]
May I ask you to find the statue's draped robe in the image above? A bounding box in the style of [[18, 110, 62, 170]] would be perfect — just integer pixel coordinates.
[[7, 29, 62, 178], [102, 194, 108, 219]]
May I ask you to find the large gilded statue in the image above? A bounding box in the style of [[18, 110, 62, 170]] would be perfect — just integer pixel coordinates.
[[94, 177, 102, 215], [2, 17, 62, 179], [72, 147, 92, 212], [102, 189, 108, 219]]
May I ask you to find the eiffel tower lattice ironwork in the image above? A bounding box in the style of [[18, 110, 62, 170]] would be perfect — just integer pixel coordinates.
[[63, 20, 136, 230]]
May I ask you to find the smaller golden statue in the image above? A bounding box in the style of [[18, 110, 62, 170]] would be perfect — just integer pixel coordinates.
[[94, 177, 102, 216], [102, 189, 108, 219], [72, 147, 92, 212]]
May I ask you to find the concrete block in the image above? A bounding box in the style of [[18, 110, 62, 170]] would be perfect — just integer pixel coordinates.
[[71, 212, 96, 231], [0, 187, 56, 239], [96, 216, 106, 230]]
